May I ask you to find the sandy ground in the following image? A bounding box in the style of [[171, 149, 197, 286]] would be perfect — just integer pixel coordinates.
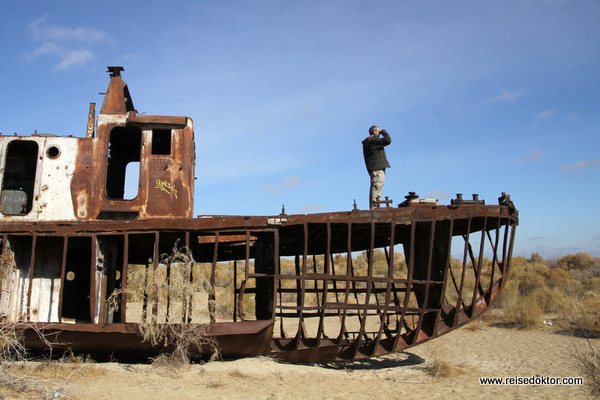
[[3, 322, 598, 399]]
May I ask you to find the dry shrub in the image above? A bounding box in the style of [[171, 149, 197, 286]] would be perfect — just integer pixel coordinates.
[[575, 339, 600, 397], [424, 343, 470, 379], [558, 253, 599, 271], [0, 323, 99, 398], [105, 241, 221, 367], [561, 290, 600, 338], [141, 322, 220, 370], [565, 289, 600, 396], [504, 298, 543, 329], [529, 286, 567, 314], [495, 254, 595, 329], [138, 241, 221, 368], [544, 267, 571, 289], [0, 323, 26, 362], [587, 277, 600, 290], [516, 269, 546, 297], [497, 280, 543, 328], [495, 252, 600, 397]]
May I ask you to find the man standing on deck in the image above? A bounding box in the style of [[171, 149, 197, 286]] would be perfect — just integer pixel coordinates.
[[362, 125, 391, 210]]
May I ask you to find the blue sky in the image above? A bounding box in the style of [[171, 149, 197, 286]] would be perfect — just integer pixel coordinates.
[[1, 1, 599, 258]]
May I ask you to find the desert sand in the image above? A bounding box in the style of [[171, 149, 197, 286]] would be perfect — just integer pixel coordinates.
[[43, 321, 594, 400]]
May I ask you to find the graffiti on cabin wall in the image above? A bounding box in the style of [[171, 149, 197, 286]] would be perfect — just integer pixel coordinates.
[[154, 179, 178, 199]]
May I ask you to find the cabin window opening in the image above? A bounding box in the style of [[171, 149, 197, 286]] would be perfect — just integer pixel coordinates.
[[1, 140, 39, 215], [123, 161, 140, 200], [105, 127, 142, 200], [151, 129, 171, 155], [46, 146, 60, 159]]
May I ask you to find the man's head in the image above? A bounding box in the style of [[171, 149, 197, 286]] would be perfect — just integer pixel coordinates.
[[369, 125, 381, 137]]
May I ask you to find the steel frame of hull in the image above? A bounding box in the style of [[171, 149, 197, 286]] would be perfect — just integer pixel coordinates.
[[0, 200, 518, 362]]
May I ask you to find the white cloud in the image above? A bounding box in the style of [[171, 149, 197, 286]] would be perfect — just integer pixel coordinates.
[[26, 15, 108, 71], [560, 160, 600, 173], [566, 113, 580, 122], [29, 16, 107, 43], [534, 110, 556, 122], [31, 42, 60, 58], [29, 43, 95, 70], [527, 236, 547, 242], [55, 50, 95, 70], [264, 175, 302, 194], [492, 87, 530, 102], [523, 148, 542, 162]]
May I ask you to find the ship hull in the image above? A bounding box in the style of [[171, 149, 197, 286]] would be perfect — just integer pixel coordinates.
[[1, 201, 518, 362]]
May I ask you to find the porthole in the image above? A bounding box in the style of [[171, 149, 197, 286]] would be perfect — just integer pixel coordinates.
[[46, 146, 61, 159]]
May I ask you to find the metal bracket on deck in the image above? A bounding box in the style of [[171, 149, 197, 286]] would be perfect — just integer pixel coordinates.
[[451, 193, 485, 205], [377, 196, 393, 208]]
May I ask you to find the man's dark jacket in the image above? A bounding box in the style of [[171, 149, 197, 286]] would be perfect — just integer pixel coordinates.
[[362, 130, 391, 174]]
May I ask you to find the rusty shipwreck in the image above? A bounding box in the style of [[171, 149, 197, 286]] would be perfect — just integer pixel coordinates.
[[0, 67, 518, 362]]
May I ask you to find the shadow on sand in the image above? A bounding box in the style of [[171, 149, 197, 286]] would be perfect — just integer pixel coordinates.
[[316, 352, 425, 371]]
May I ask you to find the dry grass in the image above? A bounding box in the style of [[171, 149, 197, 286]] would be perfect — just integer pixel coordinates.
[[574, 339, 600, 398], [0, 323, 101, 399], [561, 290, 600, 338], [567, 291, 600, 397], [463, 319, 487, 332], [227, 369, 255, 381], [205, 378, 225, 388], [424, 343, 471, 380]]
